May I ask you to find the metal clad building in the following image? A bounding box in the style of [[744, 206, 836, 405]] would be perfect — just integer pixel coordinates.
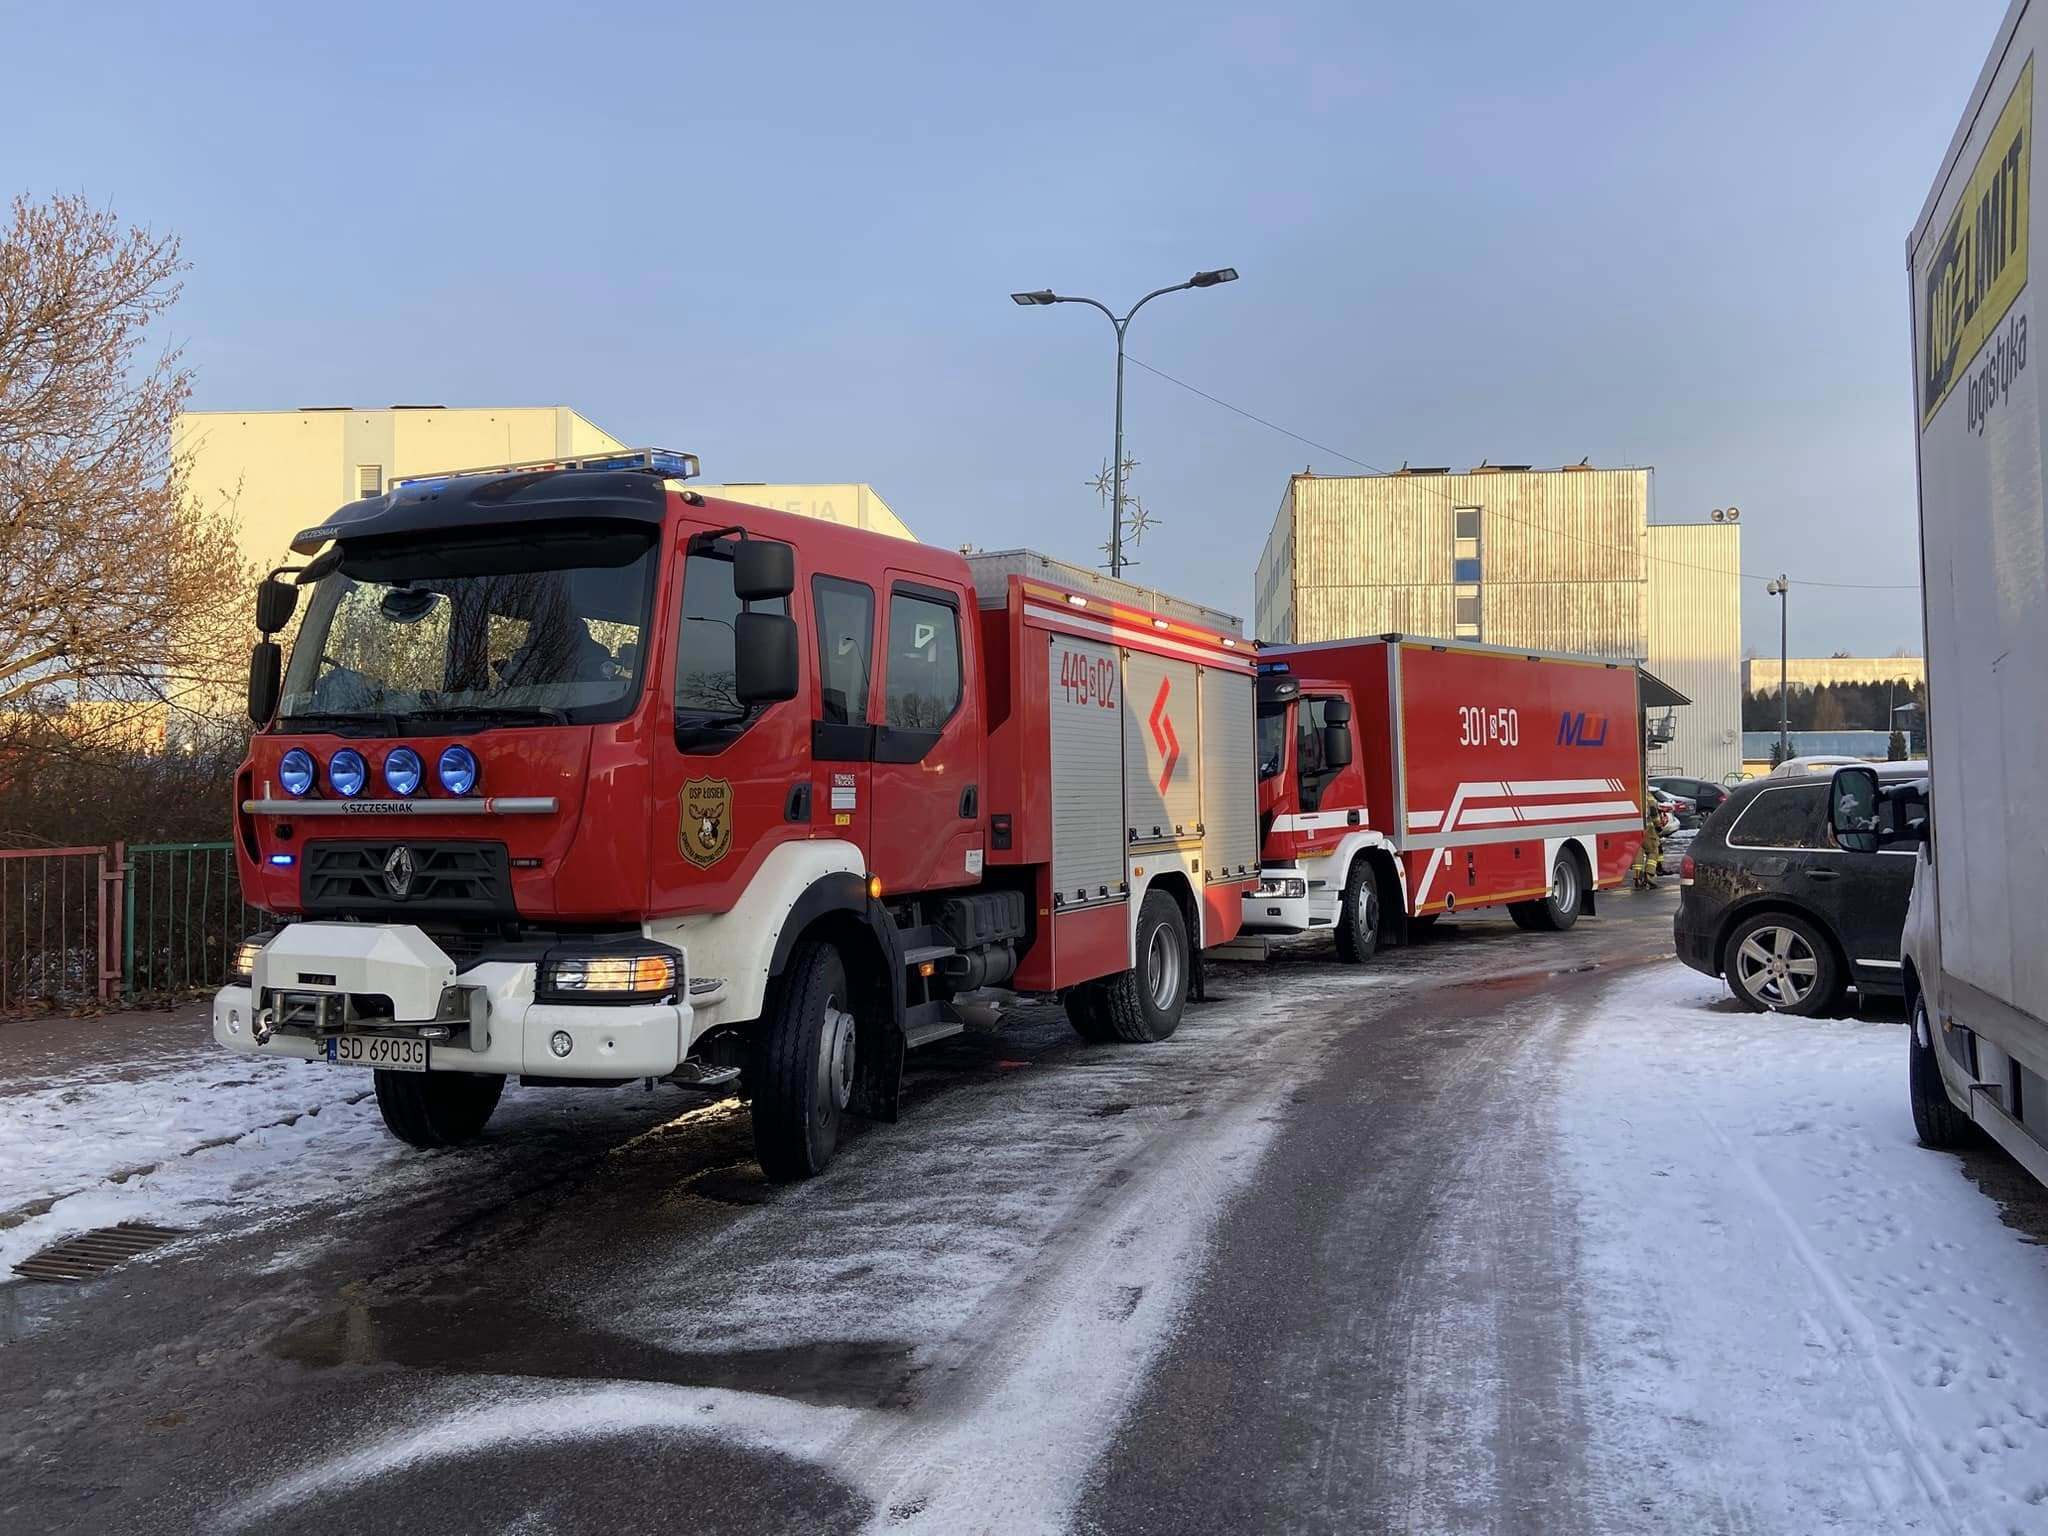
[[1257, 465, 1743, 782], [1644, 523, 1743, 782]]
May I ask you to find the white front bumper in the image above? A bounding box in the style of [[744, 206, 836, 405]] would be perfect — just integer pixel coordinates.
[[214, 923, 690, 1079]]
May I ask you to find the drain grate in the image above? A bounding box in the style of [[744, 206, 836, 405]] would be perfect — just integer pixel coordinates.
[[12, 1222, 188, 1283]]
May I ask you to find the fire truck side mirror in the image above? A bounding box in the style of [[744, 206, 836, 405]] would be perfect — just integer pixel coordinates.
[[733, 540, 796, 602], [1322, 723, 1354, 769], [1322, 697, 1352, 726], [734, 611, 800, 704], [248, 641, 282, 724], [255, 576, 299, 635]]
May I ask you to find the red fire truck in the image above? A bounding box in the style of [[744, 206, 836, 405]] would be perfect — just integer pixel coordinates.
[[212, 450, 1258, 1178], [1243, 637, 1645, 959]]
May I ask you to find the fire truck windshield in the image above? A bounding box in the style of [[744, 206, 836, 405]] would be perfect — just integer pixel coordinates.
[[277, 524, 658, 732]]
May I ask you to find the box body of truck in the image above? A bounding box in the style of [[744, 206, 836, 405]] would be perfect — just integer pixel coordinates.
[[1907, 0, 2048, 1184], [1246, 636, 1644, 949]]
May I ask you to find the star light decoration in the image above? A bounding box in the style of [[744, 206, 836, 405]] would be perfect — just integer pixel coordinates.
[[1088, 453, 1161, 572]]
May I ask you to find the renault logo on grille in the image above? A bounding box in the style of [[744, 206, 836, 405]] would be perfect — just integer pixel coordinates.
[[382, 845, 417, 898]]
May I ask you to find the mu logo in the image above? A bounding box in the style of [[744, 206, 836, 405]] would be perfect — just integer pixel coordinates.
[[1557, 711, 1609, 748]]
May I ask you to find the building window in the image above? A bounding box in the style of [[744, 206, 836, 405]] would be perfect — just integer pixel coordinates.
[[1451, 506, 1481, 637], [1454, 584, 1481, 639], [358, 464, 383, 499]]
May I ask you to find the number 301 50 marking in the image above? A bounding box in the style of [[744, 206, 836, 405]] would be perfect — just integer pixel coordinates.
[[1457, 706, 1519, 747]]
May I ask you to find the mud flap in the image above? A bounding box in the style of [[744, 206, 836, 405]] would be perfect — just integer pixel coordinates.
[[850, 1010, 904, 1122], [1190, 947, 1208, 1004]]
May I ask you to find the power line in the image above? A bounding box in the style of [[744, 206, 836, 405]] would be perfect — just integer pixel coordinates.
[[1124, 355, 1921, 593]]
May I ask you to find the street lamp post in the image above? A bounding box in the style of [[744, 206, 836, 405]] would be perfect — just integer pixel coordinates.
[[1766, 576, 1790, 760], [1011, 268, 1239, 577]]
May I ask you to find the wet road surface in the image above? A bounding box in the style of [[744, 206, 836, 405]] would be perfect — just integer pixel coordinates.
[[9, 886, 2039, 1534]]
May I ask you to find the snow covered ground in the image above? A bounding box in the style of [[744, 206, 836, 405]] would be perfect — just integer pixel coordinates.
[[1562, 964, 2048, 1534], [0, 1032, 689, 1277]]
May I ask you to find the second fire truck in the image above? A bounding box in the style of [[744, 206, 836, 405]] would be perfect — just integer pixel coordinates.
[[1243, 636, 1646, 959]]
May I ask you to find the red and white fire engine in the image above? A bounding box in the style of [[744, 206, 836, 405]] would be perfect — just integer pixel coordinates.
[[213, 449, 1257, 1178], [1243, 637, 1646, 958]]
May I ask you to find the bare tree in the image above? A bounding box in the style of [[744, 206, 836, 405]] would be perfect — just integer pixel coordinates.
[[0, 194, 250, 738]]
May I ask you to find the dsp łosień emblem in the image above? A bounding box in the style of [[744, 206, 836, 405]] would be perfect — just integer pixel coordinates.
[[680, 777, 734, 868]]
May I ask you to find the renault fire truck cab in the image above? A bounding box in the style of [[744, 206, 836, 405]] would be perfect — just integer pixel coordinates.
[[214, 449, 1256, 1179]]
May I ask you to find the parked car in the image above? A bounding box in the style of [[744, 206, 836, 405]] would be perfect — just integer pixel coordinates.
[[1658, 824, 1696, 877], [1650, 785, 1700, 829], [1674, 762, 1928, 1013], [1651, 774, 1728, 818], [1768, 754, 1866, 778]]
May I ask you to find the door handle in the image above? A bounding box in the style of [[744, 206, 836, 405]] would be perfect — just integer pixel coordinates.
[[1806, 868, 1841, 881], [959, 784, 978, 819]]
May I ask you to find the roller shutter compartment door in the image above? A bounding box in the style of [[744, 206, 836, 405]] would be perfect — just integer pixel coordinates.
[[1048, 633, 1126, 908], [1123, 650, 1201, 844], [1200, 667, 1258, 881]]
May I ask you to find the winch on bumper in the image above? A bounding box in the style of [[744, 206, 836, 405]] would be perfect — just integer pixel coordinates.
[[212, 922, 690, 1078]]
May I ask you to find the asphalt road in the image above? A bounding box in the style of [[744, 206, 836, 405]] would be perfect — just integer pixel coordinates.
[[9, 885, 2033, 1535]]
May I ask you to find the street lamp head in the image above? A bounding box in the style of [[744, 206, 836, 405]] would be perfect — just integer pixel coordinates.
[[1010, 290, 1057, 306], [1189, 267, 1239, 288]]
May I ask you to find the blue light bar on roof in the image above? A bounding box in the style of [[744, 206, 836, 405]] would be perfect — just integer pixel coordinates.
[[389, 446, 700, 492]]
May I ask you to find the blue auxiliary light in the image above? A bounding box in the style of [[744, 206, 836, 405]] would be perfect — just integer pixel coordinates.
[[329, 749, 368, 798], [268, 853, 296, 867], [278, 747, 317, 797], [384, 747, 423, 797], [437, 744, 480, 797]]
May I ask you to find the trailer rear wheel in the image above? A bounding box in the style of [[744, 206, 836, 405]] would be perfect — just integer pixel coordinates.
[[751, 939, 855, 1181], [374, 1069, 504, 1148], [1909, 996, 1974, 1149], [1511, 848, 1584, 932], [1333, 860, 1380, 964], [1062, 985, 1117, 1043], [1099, 889, 1190, 1043]]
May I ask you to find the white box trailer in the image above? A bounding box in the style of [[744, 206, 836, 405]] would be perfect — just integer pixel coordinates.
[[1903, 0, 2048, 1186]]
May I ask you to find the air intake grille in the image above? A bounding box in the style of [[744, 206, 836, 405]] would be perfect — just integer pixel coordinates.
[[302, 841, 512, 916]]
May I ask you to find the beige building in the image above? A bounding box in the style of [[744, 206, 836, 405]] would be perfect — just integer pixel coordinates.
[[698, 482, 915, 540], [1744, 655, 1925, 694], [1255, 465, 1744, 782], [175, 406, 919, 567], [175, 405, 631, 570]]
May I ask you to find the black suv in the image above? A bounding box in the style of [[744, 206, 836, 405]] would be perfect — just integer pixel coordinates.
[[1675, 765, 1926, 1014]]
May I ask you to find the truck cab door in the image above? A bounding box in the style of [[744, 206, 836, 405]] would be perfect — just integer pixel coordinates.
[[809, 574, 878, 861], [1290, 691, 1368, 855], [868, 575, 984, 895]]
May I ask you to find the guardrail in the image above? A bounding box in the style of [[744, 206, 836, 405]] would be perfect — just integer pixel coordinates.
[[0, 846, 123, 1013]]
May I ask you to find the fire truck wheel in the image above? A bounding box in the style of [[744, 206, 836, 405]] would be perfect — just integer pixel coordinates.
[[373, 1069, 505, 1148], [1062, 985, 1117, 1043], [1333, 861, 1380, 965], [1512, 849, 1585, 932], [1100, 889, 1190, 1043], [751, 939, 855, 1181]]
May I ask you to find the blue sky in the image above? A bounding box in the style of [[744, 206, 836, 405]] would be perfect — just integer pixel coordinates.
[[8, 0, 2004, 655]]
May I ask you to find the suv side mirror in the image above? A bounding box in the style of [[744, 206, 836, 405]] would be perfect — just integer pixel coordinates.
[[255, 576, 299, 635], [1828, 765, 1882, 853], [734, 539, 796, 602], [248, 641, 282, 724], [735, 611, 799, 704]]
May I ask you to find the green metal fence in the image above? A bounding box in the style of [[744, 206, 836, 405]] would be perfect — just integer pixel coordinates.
[[123, 842, 259, 998]]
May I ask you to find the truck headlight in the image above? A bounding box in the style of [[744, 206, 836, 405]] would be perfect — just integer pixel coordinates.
[[537, 943, 681, 1004], [233, 933, 273, 983]]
